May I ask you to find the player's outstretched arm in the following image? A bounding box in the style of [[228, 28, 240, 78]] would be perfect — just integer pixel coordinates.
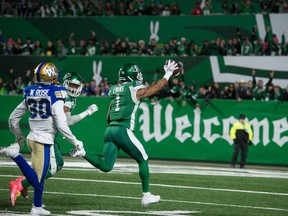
[[64, 104, 98, 126], [136, 60, 178, 100]]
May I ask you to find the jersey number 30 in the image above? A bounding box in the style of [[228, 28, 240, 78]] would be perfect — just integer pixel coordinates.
[[27, 98, 51, 119]]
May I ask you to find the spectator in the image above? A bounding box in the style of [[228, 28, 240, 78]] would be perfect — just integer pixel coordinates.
[[0, 77, 7, 95], [211, 82, 223, 99], [281, 32, 288, 55], [33, 40, 44, 55], [45, 40, 56, 56], [235, 79, 247, 101], [229, 3, 240, 14], [202, 0, 214, 15], [252, 69, 274, 100], [245, 80, 254, 100], [241, 37, 253, 56], [239, 0, 256, 14], [191, 1, 203, 15], [86, 39, 96, 56], [156, 2, 164, 15], [197, 86, 214, 105], [146, 1, 158, 15], [264, 26, 281, 56], [279, 85, 288, 101], [223, 83, 236, 99], [138, 40, 148, 56], [226, 38, 236, 56], [177, 37, 189, 56], [21, 37, 33, 56], [88, 80, 97, 96], [3, 38, 15, 55], [57, 43, 68, 59], [260, 0, 271, 14], [272, 85, 282, 101], [279, 0, 288, 13], [126, 2, 136, 16], [135, 0, 146, 15], [162, 4, 171, 16], [78, 39, 87, 55], [221, 1, 230, 14], [199, 39, 211, 56], [189, 42, 200, 56], [171, 2, 181, 15]]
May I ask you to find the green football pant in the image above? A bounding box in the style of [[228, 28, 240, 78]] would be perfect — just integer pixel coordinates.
[[21, 141, 64, 189], [84, 126, 150, 192]]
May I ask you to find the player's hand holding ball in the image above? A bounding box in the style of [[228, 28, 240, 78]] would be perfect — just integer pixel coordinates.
[[163, 59, 179, 80]]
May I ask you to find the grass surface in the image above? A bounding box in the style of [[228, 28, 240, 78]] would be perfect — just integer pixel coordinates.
[[0, 157, 287, 216]]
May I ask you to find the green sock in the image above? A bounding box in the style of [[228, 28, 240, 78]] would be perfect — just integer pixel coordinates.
[[139, 160, 149, 192], [21, 178, 30, 189]]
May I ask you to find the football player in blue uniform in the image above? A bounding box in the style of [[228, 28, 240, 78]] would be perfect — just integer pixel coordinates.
[[0, 63, 84, 215], [8, 72, 98, 207]]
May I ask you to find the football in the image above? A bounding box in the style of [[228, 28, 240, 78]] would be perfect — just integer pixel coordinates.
[[165, 60, 181, 77], [172, 65, 180, 77]]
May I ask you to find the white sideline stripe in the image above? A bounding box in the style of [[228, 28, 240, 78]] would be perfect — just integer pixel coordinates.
[[2, 190, 287, 213], [0, 174, 288, 197], [1, 161, 288, 179]]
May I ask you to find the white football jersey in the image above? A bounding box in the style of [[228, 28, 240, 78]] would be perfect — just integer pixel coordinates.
[[9, 84, 78, 145]]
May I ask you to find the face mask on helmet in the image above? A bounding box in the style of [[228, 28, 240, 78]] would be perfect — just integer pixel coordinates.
[[34, 62, 59, 85], [118, 63, 143, 84], [63, 72, 83, 97]]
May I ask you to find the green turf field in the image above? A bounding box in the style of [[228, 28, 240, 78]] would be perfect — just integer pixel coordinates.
[[0, 157, 287, 216]]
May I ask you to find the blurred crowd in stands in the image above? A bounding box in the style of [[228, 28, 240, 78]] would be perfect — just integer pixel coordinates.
[[1, 25, 288, 57], [1, 0, 287, 106], [1, 0, 288, 17], [1, 64, 288, 108]]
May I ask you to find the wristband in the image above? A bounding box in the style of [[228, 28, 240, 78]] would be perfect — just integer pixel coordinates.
[[163, 73, 171, 81], [79, 110, 89, 119]]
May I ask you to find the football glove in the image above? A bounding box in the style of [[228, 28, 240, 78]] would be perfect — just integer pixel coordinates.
[[74, 140, 83, 151], [87, 104, 98, 116], [163, 60, 178, 76]]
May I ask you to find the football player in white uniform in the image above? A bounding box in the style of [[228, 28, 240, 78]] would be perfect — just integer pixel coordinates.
[[8, 72, 98, 207], [0, 62, 84, 216]]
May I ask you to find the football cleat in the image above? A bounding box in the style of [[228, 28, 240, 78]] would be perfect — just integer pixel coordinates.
[[141, 192, 160, 207], [15, 177, 29, 200], [0, 143, 20, 158], [9, 178, 24, 206], [70, 148, 86, 158], [30, 206, 50, 215]]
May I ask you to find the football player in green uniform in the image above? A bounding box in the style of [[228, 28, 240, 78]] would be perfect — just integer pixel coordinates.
[[9, 72, 98, 206], [71, 59, 178, 206]]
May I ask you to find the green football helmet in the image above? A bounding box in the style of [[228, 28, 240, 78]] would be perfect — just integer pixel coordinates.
[[63, 72, 83, 97], [118, 63, 143, 84]]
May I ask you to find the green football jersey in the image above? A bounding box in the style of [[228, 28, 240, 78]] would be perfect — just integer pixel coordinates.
[[108, 81, 145, 131], [65, 95, 77, 112]]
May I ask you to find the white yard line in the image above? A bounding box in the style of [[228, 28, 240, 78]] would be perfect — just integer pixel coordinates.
[[0, 160, 288, 179], [0, 190, 287, 213], [0, 174, 287, 197]]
